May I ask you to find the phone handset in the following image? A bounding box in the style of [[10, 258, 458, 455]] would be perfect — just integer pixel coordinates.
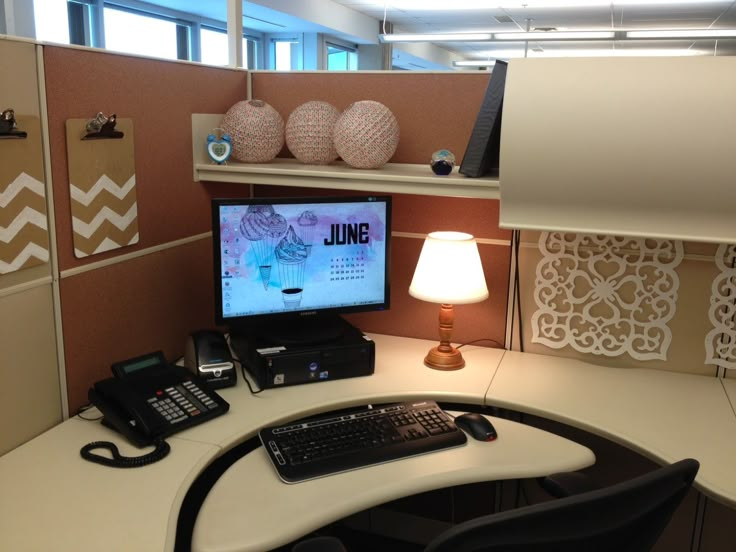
[[88, 379, 167, 447]]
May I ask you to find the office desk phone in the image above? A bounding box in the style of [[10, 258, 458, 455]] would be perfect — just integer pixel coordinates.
[[87, 351, 229, 456]]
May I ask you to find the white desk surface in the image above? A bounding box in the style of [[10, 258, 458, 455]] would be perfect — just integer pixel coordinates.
[[192, 413, 595, 552], [721, 377, 736, 412], [181, 333, 505, 449], [487, 351, 736, 508], [3, 334, 736, 552], [0, 334, 514, 552], [0, 416, 219, 552]]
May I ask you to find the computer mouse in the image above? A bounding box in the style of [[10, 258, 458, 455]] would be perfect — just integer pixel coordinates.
[[454, 413, 498, 442]]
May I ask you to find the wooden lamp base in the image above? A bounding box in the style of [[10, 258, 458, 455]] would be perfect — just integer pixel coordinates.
[[424, 344, 465, 371], [424, 303, 465, 371]]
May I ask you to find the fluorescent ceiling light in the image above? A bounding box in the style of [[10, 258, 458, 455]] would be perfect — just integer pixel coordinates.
[[626, 29, 736, 39], [471, 50, 528, 59], [495, 31, 615, 40], [380, 33, 493, 43], [457, 48, 706, 63], [533, 48, 705, 57], [454, 60, 497, 67]]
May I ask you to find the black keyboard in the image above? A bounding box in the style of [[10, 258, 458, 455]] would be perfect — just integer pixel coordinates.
[[259, 400, 467, 483]]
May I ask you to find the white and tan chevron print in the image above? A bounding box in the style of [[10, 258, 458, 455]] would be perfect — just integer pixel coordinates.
[[70, 174, 139, 257], [66, 118, 139, 258], [0, 172, 50, 274]]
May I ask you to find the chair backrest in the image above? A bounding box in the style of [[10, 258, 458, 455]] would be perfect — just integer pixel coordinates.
[[425, 458, 700, 552]]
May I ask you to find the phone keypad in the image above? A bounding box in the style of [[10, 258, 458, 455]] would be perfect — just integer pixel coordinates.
[[148, 380, 220, 425], [147, 396, 187, 424]]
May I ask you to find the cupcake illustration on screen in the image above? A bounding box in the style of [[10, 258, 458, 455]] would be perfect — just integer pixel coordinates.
[[239, 205, 286, 290], [275, 225, 308, 308], [297, 210, 318, 256]]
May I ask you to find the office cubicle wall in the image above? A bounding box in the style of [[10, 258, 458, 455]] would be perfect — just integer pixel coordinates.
[[41, 46, 250, 413], [39, 49, 512, 417], [0, 39, 62, 455]]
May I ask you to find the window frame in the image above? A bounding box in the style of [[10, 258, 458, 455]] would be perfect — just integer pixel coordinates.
[[62, 0, 263, 67], [325, 39, 359, 71]]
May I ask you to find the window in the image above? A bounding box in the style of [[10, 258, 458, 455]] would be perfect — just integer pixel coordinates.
[[272, 38, 300, 70], [33, 0, 71, 44], [32, 0, 263, 68], [201, 27, 229, 66], [103, 6, 184, 60], [201, 27, 259, 68], [327, 42, 358, 71]]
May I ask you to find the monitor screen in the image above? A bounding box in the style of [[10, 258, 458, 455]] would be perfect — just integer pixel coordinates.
[[212, 195, 391, 335]]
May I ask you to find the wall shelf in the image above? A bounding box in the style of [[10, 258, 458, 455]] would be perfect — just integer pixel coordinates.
[[192, 114, 499, 199]]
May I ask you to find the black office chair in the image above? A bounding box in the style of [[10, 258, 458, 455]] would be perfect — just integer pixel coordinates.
[[293, 458, 699, 552]]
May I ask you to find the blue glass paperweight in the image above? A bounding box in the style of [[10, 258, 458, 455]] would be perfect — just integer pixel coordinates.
[[430, 149, 456, 176]]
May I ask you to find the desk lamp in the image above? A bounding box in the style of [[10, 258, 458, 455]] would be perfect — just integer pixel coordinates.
[[409, 231, 489, 370]]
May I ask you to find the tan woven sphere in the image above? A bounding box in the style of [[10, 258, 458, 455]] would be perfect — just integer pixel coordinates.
[[221, 99, 284, 163], [333, 101, 400, 169], [285, 101, 340, 165]]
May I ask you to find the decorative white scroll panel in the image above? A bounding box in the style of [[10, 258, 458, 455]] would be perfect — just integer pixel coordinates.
[[705, 244, 736, 370], [531, 233, 684, 360]]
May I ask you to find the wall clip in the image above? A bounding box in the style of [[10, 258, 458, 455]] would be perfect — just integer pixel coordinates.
[[83, 112, 124, 140], [0, 109, 28, 139]]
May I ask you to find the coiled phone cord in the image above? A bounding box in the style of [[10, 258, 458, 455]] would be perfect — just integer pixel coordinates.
[[80, 439, 171, 468]]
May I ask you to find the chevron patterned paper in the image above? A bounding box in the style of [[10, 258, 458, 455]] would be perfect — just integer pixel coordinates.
[[0, 172, 50, 274], [66, 118, 139, 258], [70, 174, 139, 257]]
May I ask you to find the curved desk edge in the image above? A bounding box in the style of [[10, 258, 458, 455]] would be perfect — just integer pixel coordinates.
[[486, 350, 736, 509], [191, 414, 595, 552]]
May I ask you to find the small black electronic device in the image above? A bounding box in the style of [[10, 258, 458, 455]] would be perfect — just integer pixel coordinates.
[[88, 351, 230, 448], [231, 317, 374, 389], [260, 399, 467, 483], [454, 412, 498, 442], [184, 330, 236, 388]]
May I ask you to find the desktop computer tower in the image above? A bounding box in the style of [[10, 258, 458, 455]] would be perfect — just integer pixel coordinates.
[[230, 318, 375, 389]]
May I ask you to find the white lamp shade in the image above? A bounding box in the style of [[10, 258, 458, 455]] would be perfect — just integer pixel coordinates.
[[409, 231, 489, 305]]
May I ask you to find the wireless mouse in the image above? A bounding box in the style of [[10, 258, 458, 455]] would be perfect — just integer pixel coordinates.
[[454, 413, 498, 442]]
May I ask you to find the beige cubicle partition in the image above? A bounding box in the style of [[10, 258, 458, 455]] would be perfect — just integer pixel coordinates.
[[0, 39, 62, 455]]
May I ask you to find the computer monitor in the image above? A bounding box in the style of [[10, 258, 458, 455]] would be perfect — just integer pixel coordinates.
[[212, 195, 391, 344]]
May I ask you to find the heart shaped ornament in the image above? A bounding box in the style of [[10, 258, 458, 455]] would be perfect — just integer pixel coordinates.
[[207, 133, 232, 164]]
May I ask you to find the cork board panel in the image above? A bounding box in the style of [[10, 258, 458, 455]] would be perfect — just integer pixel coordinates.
[[65, 118, 138, 258], [60, 238, 215, 413], [43, 46, 249, 271], [250, 72, 491, 166]]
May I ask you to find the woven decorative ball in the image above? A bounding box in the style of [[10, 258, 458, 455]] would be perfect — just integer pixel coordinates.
[[285, 101, 341, 165], [220, 99, 284, 163], [333, 101, 400, 169]]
